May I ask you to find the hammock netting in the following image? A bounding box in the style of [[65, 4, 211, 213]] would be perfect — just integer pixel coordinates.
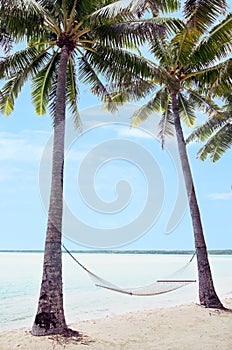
[[62, 244, 196, 296]]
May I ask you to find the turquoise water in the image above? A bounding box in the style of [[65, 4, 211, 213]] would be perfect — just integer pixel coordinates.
[[0, 252, 231, 332]]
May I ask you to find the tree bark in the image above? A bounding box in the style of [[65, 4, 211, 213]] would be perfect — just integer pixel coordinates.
[[32, 46, 70, 335], [171, 93, 224, 309]]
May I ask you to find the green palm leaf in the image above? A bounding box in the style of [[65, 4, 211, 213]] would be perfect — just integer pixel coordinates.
[[91, 0, 179, 21], [78, 55, 118, 112], [0, 28, 13, 54], [85, 46, 165, 84], [197, 123, 232, 162], [66, 56, 81, 129], [178, 92, 196, 127], [131, 89, 166, 127], [0, 0, 45, 40], [186, 112, 231, 143], [0, 46, 50, 79], [187, 89, 224, 119], [31, 51, 60, 115], [0, 49, 51, 115], [188, 13, 232, 69], [184, 0, 228, 33], [157, 90, 173, 148], [109, 79, 155, 105]]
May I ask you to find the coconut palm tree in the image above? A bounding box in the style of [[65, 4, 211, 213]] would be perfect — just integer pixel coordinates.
[[102, 0, 232, 308], [0, 0, 120, 336], [0, 0, 178, 336]]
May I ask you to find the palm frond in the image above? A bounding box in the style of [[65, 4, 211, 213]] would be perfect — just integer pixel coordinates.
[[108, 79, 155, 106], [31, 51, 60, 115], [197, 123, 232, 162], [75, 0, 103, 19], [171, 26, 200, 67], [183, 59, 232, 100], [0, 30, 12, 54], [205, 59, 232, 99], [90, 0, 179, 21], [178, 92, 196, 127], [157, 90, 174, 148], [184, 0, 228, 33], [94, 17, 184, 50], [86, 45, 170, 87], [0, 0, 45, 40], [0, 79, 16, 115], [0, 46, 50, 79], [186, 112, 231, 143], [148, 26, 170, 66], [93, 20, 164, 49], [187, 89, 225, 119], [188, 13, 232, 69], [131, 90, 166, 127], [78, 55, 118, 112], [0, 49, 51, 115], [66, 56, 81, 129]]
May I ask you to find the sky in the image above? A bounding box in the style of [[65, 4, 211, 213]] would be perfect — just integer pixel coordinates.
[[0, 2, 231, 251]]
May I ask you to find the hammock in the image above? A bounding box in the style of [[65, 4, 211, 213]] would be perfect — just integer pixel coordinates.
[[62, 244, 196, 296]]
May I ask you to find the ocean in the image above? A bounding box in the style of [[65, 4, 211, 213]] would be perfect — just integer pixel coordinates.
[[0, 252, 231, 332]]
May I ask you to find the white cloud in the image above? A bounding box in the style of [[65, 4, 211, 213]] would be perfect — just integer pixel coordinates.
[[118, 127, 154, 139], [208, 192, 232, 200], [0, 130, 49, 162]]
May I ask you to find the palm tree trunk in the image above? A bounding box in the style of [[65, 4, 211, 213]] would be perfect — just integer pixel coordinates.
[[171, 93, 224, 309], [32, 46, 70, 335]]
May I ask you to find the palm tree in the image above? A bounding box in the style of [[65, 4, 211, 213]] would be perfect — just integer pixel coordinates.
[[0, 0, 177, 336], [104, 0, 232, 308]]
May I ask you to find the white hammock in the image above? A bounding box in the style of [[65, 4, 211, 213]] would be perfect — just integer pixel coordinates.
[[62, 244, 196, 296]]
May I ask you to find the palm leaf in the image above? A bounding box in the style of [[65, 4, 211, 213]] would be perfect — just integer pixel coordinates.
[[184, 0, 228, 33], [131, 90, 166, 127], [171, 25, 200, 68], [197, 123, 232, 162], [85, 45, 166, 84], [78, 55, 118, 112], [0, 0, 45, 40], [188, 13, 232, 69], [186, 112, 231, 143], [0, 46, 50, 79], [91, 0, 179, 21], [0, 27, 13, 54], [94, 17, 184, 50], [187, 89, 225, 119], [0, 49, 51, 115], [66, 56, 81, 129], [178, 91, 196, 127], [93, 20, 164, 49], [31, 51, 60, 115], [157, 90, 174, 148], [109, 78, 155, 105], [204, 59, 232, 99]]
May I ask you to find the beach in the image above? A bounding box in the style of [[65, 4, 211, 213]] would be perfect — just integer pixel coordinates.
[[1, 298, 232, 349], [1, 252, 232, 349]]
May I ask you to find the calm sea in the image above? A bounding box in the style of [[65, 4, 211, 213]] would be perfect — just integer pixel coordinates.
[[0, 252, 231, 332]]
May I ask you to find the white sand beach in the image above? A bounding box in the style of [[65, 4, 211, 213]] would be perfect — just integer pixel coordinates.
[[1, 298, 232, 350]]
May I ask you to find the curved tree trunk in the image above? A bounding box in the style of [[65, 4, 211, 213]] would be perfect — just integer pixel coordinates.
[[32, 46, 70, 335], [171, 93, 224, 309]]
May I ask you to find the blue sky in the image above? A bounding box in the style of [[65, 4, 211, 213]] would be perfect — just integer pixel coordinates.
[[0, 2, 231, 251]]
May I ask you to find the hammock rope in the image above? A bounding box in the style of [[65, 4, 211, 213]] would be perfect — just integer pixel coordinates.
[[62, 243, 196, 296]]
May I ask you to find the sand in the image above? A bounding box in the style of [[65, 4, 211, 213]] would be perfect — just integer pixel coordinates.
[[1, 298, 232, 350]]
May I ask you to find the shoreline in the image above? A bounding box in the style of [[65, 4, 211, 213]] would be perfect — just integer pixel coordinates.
[[1, 298, 232, 350]]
